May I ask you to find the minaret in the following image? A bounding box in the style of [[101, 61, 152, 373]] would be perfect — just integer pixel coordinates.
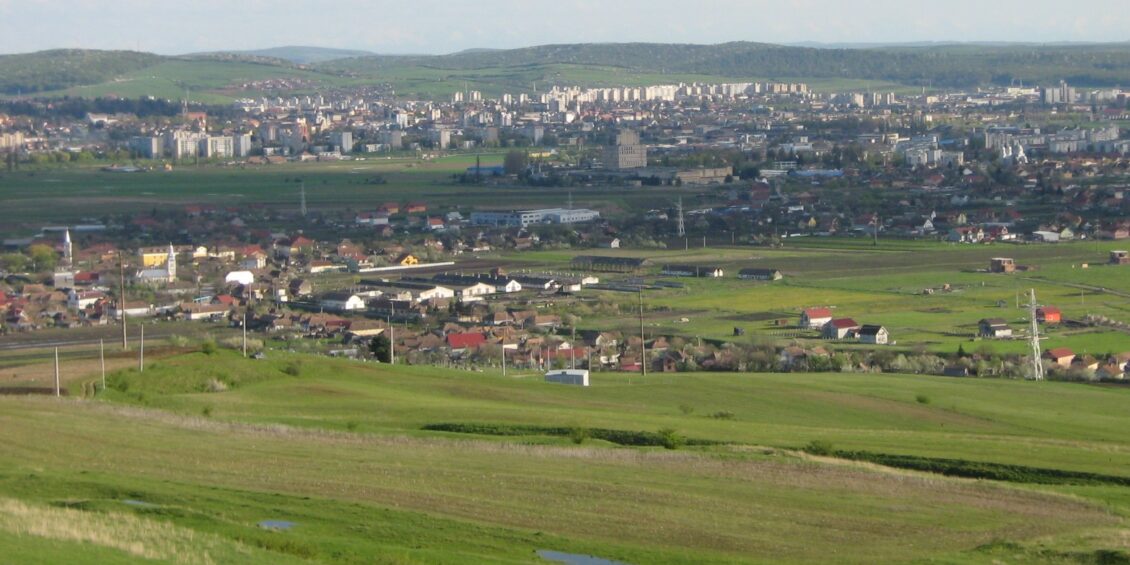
[[166, 243, 177, 281], [62, 229, 73, 270]]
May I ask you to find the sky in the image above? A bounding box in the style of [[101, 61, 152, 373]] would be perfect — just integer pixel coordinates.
[[1, 0, 1128, 55]]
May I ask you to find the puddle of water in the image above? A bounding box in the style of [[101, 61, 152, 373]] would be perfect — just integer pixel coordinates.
[[537, 550, 627, 565], [258, 520, 296, 531], [122, 499, 159, 508]]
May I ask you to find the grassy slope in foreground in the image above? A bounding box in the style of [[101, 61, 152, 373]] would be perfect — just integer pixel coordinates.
[[1, 350, 1121, 562], [0, 394, 1121, 564]]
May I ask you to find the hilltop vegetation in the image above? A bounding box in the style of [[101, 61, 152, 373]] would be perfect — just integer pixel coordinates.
[[0, 49, 163, 95], [322, 41, 1130, 88], [7, 42, 1130, 100]]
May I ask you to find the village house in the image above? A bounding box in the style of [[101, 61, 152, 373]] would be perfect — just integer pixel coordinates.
[[1045, 347, 1076, 367], [660, 265, 724, 278], [1036, 306, 1062, 324], [799, 307, 833, 329], [822, 318, 860, 340], [318, 292, 368, 312], [857, 325, 890, 345], [738, 268, 783, 281], [990, 257, 1016, 273], [979, 318, 1012, 338]]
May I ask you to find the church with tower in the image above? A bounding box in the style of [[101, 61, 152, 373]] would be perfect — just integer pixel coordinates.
[[135, 243, 177, 285], [53, 229, 76, 289]]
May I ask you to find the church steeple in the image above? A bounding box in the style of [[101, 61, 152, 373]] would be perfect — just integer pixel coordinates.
[[166, 243, 176, 280], [62, 229, 73, 270]]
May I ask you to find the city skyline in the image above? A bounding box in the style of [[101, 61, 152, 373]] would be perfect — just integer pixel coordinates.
[[2, 0, 1129, 56]]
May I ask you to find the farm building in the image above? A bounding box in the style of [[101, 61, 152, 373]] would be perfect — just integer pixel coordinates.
[[545, 369, 590, 386], [990, 258, 1016, 273], [660, 265, 724, 278], [979, 318, 1012, 338], [857, 325, 890, 345], [570, 256, 650, 273], [1037, 306, 1062, 324], [822, 318, 860, 339], [738, 268, 783, 281], [800, 307, 833, 329], [1112, 250, 1130, 265]]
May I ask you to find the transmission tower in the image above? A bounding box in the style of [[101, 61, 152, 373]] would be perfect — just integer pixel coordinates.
[[1027, 288, 1044, 381], [676, 197, 686, 237]]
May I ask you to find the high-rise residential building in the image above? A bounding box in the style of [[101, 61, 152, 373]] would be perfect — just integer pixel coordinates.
[[330, 131, 353, 153], [602, 129, 647, 170], [233, 133, 252, 157], [129, 136, 162, 158]]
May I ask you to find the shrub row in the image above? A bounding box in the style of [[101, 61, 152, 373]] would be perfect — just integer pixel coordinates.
[[422, 423, 720, 447], [831, 450, 1130, 486]]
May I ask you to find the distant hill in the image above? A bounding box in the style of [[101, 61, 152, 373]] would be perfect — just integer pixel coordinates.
[[320, 41, 1130, 88], [214, 46, 376, 64], [6, 42, 1130, 101], [0, 49, 164, 95]]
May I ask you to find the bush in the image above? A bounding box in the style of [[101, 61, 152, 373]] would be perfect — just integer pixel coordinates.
[[345, 421, 359, 432], [568, 427, 590, 444], [710, 411, 736, 420], [658, 428, 684, 450], [200, 340, 217, 355], [804, 440, 835, 456], [678, 403, 695, 415], [282, 361, 302, 376], [201, 405, 213, 417], [205, 378, 228, 393], [915, 394, 930, 405]]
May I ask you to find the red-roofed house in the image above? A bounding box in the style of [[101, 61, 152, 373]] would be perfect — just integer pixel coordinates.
[[446, 332, 486, 353], [800, 307, 833, 329], [1036, 306, 1062, 325], [822, 318, 860, 339], [1045, 348, 1076, 367]]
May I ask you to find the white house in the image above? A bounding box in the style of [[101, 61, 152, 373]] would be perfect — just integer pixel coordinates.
[[857, 325, 890, 345], [67, 290, 106, 310], [453, 282, 496, 302], [319, 292, 367, 312]]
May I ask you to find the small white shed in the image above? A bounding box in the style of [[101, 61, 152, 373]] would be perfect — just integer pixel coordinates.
[[545, 369, 590, 387]]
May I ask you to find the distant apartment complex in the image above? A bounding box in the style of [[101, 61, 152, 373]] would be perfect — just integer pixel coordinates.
[[470, 208, 601, 227]]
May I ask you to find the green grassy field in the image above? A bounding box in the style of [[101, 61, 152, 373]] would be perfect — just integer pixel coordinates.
[[0, 349, 1127, 563], [507, 240, 1130, 356], [0, 154, 704, 233]]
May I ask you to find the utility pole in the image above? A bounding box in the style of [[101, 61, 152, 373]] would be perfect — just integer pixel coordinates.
[[242, 312, 247, 357], [54, 347, 61, 397], [300, 181, 307, 218], [118, 252, 127, 350], [501, 339, 507, 377], [676, 197, 685, 237], [639, 286, 647, 378], [138, 324, 145, 373], [99, 339, 106, 392]]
